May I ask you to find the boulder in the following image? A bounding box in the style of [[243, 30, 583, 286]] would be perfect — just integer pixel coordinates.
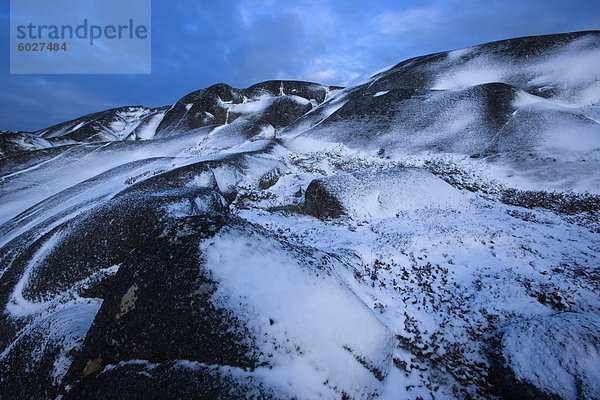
[[305, 167, 465, 218], [490, 312, 600, 400]]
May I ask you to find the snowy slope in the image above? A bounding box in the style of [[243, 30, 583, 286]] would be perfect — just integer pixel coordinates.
[[281, 31, 600, 193], [0, 32, 599, 400]]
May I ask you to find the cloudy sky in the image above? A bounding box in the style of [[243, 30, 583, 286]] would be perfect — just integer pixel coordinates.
[[1, 0, 599, 131]]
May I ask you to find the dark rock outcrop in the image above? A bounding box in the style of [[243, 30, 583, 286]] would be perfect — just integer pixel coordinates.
[[305, 178, 346, 218], [0, 131, 52, 158], [0, 185, 228, 400], [155, 80, 339, 137], [62, 216, 263, 392], [37, 106, 166, 143], [63, 360, 275, 400]]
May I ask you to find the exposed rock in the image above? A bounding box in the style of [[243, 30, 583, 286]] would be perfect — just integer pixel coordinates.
[[62, 216, 262, 389], [258, 167, 282, 190], [155, 83, 243, 136], [0, 131, 52, 158], [128, 107, 169, 140], [0, 189, 228, 399], [155, 81, 338, 137], [37, 106, 163, 142], [115, 161, 218, 198], [63, 360, 276, 400], [305, 178, 346, 218], [258, 96, 314, 129], [0, 301, 102, 400], [281, 32, 600, 192], [56, 217, 393, 399], [20, 188, 225, 301], [245, 80, 341, 103]]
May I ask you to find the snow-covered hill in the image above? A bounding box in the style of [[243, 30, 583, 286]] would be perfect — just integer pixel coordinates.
[[0, 31, 599, 400], [280, 31, 600, 193]]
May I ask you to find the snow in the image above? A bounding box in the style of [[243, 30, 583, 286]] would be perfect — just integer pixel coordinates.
[[369, 63, 396, 78], [40, 107, 154, 141], [6, 230, 63, 317], [432, 57, 505, 90], [232, 144, 600, 399], [580, 80, 600, 106], [524, 36, 600, 105], [281, 93, 349, 140], [101, 359, 159, 374], [282, 136, 346, 153], [0, 129, 211, 226], [510, 92, 600, 154], [373, 91, 389, 97], [278, 50, 600, 193], [0, 300, 102, 384], [500, 313, 600, 400], [6, 241, 119, 318], [135, 111, 166, 140], [313, 168, 467, 217], [512, 90, 548, 108], [66, 122, 85, 134], [446, 47, 474, 61], [41, 121, 86, 139], [224, 94, 310, 120], [431, 34, 600, 106], [48, 301, 104, 383], [228, 95, 272, 114], [251, 124, 275, 141], [200, 226, 394, 398], [210, 164, 243, 195], [543, 123, 600, 153], [161, 199, 197, 218]]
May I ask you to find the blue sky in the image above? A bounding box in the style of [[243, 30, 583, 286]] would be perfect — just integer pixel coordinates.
[[1, 0, 599, 132]]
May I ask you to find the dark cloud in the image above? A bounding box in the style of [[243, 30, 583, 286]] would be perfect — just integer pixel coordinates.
[[1, 0, 599, 131]]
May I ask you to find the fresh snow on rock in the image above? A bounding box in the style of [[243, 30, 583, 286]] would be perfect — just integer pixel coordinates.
[[373, 91, 390, 97], [201, 226, 394, 399], [305, 168, 466, 218], [498, 313, 600, 400]]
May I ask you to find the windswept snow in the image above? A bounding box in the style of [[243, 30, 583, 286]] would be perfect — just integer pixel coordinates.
[[134, 111, 166, 140], [201, 227, 394, 398], [432, 58, 505, 91], [233, 144, 600, 399], [373, 91, 390, 97], [499, 313, 600, 400]]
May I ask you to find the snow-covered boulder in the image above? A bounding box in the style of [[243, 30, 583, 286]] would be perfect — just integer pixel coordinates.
[[304, 167, 466, 218], [492, 312, 600, 400]]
